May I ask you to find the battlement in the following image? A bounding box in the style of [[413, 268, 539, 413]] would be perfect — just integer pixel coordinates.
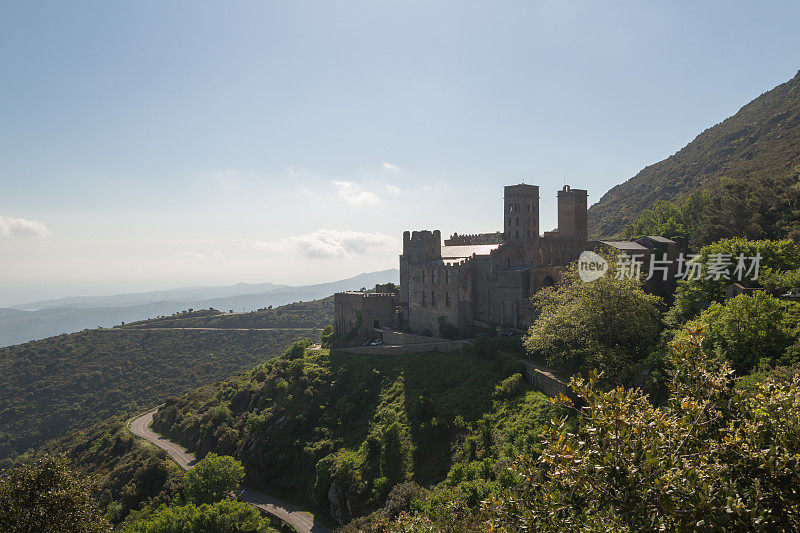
[[403, 230, 441, 243], [337, 291, 396, 298], [444, 232, 504, 246]]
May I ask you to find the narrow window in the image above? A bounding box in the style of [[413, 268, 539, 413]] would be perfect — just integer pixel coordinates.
[[445, 269, 451, 284], [446, 291, 451, 307], [422, 269, 426, 283], [431, 291, 437, 307], [422, 291, 426, 306], [432, 268, 437, 284]]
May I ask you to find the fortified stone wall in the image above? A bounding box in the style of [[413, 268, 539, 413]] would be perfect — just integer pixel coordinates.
[[406, 260, 471, 336], [444, 232, 504, 246], [334, 292, 396, 346]]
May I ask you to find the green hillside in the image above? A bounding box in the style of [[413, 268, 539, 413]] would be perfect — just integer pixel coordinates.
[[588, 70, 800, 237], [119, 297, 333, 330], [150, 341, 562, 527], [0, 300, 330, 463]]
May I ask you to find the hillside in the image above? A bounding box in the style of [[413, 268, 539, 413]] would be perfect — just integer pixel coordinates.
[[0, 300, 331, 463], [150, 340, 563, 527], [588, 70, 800, 237], [119, 297, 333, 330], [0, 269, 396, 347]]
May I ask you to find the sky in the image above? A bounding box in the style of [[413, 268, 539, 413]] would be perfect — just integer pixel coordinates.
[[1, 1, 799, 307]]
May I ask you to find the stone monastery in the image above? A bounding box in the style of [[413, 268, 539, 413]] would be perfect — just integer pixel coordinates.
[[334, 183, 680, 346]]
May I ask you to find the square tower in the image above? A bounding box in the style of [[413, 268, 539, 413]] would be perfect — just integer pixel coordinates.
[[503, 184, 539, 241], [557, 185, 588, 241]]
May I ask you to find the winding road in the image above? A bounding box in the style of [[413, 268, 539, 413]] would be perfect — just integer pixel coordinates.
[[128, 409, 330, 533]]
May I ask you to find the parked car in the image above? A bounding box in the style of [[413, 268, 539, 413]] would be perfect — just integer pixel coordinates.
[[497, 330, 514, 337], [370, 339, 383, 346]]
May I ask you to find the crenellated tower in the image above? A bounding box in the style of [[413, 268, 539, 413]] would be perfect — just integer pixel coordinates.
[[399, 230, 441, 303], [556, 185, 588, 241]]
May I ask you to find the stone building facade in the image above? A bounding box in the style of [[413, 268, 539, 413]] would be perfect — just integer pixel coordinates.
[[397, 184, 589, 337], [333, 291, 398, 345]]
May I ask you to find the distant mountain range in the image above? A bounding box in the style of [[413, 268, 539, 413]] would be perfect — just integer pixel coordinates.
[[0, 269, 398, 347], [588, 70, 800, 237], [11, 282, 288, 311]]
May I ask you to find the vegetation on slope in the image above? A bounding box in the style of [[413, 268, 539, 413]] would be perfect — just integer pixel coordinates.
[[0, 322, 323, 463], [589, 70, 800, 237], [623, 168, 800, 247], [150, 340, 561, 526], [666, 238, 800, 326], [119, 298, 333, 330], [40, 416, 185, 525]]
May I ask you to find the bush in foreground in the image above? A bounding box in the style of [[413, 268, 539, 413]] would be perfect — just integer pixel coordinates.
[[0, 454, 110, 533], [489, 325, 800, 531]]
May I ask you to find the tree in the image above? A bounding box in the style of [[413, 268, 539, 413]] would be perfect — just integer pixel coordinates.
[[183, 454, 245, 505], [124, 499, 276, 533], [667, 238, 800, 326], [687, 292, 800, 374], [0, 454, 110, 533], [488, 325, 800, 531], [524, 261, 662, 379], [321, 325, 336, 347]]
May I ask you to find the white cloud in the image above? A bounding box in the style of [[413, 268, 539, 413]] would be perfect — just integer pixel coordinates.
[[253, 229, 396, 258], [179, 250, 226, 260], [332, 180, 380, 207], [381, 161, 399, 171], [385, 184, 401, 196], [0, 216, 49, 237]]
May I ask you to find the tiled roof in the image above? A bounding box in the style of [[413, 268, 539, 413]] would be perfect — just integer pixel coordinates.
[[600, 241, 650, 252], [440, 244, 500, 258], [645, 236, 677, 244]]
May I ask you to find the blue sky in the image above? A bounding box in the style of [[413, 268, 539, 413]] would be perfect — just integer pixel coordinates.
[[1, 1, 799, 306]]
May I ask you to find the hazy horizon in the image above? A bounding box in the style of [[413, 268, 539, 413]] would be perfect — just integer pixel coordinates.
[[6, 267, 399, 309], [3, 1, 800, 306]]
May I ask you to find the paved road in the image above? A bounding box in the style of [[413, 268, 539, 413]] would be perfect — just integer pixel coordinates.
[[128, 409, 330, 533]]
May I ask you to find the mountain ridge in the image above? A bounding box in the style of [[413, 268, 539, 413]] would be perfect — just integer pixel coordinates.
[[588, 69, 800, 237]]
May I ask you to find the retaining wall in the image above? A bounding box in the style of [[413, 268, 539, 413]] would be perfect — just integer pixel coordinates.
[[339, 339, 470, 356]]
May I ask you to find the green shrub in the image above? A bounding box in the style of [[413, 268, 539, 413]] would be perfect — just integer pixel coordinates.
[[183, 454, 244, 505]]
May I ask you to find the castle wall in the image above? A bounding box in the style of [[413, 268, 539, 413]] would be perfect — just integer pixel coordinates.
[[406, 260, 471, 336], [471, 255, 492, 322], [444, 232, 504, 246], [334, 292, 396, 346]]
